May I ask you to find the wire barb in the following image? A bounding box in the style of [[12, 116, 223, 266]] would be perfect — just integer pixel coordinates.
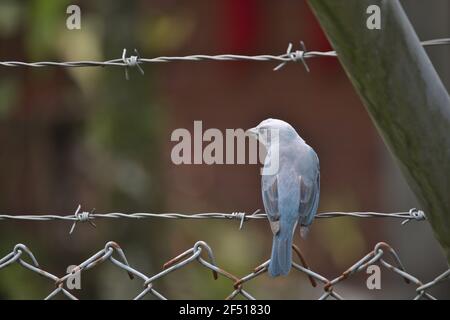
[[69, 204, 97, 234], [401, 208, 426, 225], [231, 212, 246, 230], [232, 208, 261, 230], [274, 41, 310, 72], [122, 48, 145, 80]]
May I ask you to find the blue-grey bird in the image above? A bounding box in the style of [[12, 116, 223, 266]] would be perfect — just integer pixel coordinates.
[[247, 118, 320, 277]]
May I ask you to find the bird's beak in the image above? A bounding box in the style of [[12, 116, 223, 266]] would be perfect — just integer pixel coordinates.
[[246, 127, 258, 137]]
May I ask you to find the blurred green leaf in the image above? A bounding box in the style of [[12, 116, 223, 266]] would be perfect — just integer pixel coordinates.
[[26, 0, 70, 58]]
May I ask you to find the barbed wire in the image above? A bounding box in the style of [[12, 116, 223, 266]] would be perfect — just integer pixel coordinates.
[[0, 240, 448, 299], [0, 38, 448, 79], [0, 206, 426, 234]]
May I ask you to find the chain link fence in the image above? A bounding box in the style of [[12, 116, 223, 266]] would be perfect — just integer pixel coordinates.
[[1, 237, 449, 300]]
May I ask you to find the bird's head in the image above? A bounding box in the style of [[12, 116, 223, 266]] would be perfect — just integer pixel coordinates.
[[247, 118, 299, 147]]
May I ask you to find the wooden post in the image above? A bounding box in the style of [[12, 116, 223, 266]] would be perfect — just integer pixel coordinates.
[[308, 0, 450, 262]]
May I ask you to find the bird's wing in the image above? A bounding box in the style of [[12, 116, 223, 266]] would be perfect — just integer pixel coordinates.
[[299, 168, 320, 227], [262, 174, 281, 235]]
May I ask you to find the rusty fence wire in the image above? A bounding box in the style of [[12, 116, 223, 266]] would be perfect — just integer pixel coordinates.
[[0, 206, 448, 299], [0, 239, 449, 300]]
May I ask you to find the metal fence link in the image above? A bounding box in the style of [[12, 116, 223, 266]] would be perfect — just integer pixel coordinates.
[[0, 239, 448, 299]]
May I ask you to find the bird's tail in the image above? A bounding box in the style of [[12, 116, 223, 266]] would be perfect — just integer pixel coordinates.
[[268, 233, 293, 277]]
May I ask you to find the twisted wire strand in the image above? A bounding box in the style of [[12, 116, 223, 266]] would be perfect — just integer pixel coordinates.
[[0, 207, 426, 222], [0, 38, 448, 70], [0, 51, 333, 67], [0, 207, 426, 234]]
